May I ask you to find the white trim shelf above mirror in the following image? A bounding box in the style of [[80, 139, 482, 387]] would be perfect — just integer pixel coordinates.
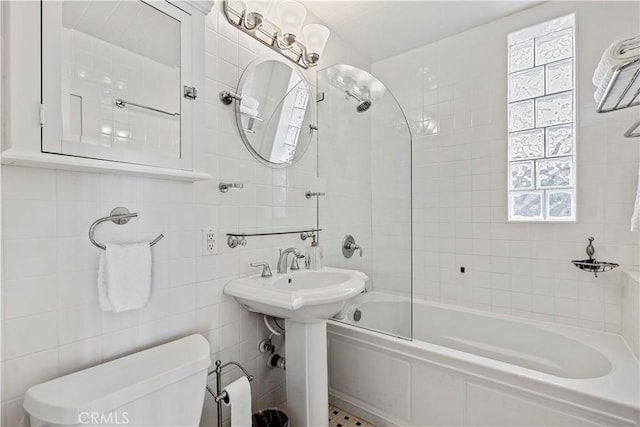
[[1, 149, 212, 182]]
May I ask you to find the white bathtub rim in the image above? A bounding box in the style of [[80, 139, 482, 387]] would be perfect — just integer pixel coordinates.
[[347, 291, 632, 344], [625, 269, 640, 285], [343, 292, 637, 378], [328, 317, 639, 424], [328, 323, 639, 425], [346, 295, 631, 379], [337, 293, 640, 413], [342, 293, 637, 378]]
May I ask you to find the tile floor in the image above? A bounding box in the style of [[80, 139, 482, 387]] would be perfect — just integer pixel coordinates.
[[329, 405, 375, 427]]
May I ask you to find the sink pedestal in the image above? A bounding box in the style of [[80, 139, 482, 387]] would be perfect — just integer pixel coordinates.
[[285, 320, 328, 427], [224, 267, 368, 426]]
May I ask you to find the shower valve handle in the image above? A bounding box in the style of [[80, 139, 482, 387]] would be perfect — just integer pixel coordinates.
[[346, 242, 362, 257], [342, 235, 362, 258]]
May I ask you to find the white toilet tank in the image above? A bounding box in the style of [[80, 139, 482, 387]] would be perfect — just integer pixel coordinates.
[[24, 334, 211, 427]]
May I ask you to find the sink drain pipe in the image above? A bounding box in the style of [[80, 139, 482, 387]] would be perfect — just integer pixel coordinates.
[[267, 352, 286, 370], [263, 315, 285, 335], [262, 315, 286, 370]]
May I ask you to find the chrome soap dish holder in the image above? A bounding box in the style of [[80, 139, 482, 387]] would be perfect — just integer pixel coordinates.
[[571, 237, 619, 277]]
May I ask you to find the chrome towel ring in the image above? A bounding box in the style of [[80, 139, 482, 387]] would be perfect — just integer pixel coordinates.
[[89, 207, 164, 250]]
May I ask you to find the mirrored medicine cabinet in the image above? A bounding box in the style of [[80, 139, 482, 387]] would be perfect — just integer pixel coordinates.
[[2, 0, 213, 180]]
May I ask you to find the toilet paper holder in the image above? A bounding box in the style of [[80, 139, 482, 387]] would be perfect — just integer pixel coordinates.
[[207, 359, 254, 426]]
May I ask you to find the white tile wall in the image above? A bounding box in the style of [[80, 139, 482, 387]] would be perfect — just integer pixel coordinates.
[[370, 91, 412, 297], [372, 1, 640, 333], [622, 271, 640, 359], [0, 3, 369, 426]]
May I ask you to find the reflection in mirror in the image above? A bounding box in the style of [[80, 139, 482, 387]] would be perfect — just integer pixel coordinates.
[[60, 1, 181, 158], [236, 58, 316, 167]]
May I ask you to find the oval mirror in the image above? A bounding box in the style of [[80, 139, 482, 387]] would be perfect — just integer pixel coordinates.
[[235, 57, 316, 168]]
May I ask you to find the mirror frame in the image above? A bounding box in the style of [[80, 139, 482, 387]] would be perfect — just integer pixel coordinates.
[[235, 56, 316, 169]]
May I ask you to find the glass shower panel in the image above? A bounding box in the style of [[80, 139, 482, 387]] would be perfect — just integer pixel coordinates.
[[317, 64, 412, 340]]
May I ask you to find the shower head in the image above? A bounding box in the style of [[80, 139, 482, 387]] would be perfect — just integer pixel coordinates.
[[345, 90, 372, 113], [356, 99, 372, 113]]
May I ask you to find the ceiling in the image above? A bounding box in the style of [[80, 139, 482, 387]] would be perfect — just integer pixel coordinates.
[[302, 1, 545, 62]]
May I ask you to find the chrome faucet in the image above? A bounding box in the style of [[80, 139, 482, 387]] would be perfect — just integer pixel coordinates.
[[277, 247, 305, 274]]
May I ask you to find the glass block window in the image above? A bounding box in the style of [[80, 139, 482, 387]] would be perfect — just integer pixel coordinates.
[[508, 15, 576, 221]]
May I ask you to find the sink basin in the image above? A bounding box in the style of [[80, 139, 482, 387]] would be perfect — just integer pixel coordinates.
[[224, 267, 367, 323]]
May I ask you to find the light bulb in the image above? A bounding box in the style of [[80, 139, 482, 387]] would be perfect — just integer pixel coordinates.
[[302, 24, 330, 65], [276, 0, 306, 47]]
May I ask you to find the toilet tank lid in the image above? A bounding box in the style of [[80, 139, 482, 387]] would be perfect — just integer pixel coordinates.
[[23, 334, 211, 426]]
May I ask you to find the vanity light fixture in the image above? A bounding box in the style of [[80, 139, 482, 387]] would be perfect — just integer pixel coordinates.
[[223, 0, 330, 68]]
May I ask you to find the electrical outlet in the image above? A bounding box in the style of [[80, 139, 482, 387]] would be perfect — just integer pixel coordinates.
[[202, 228, 217, 255]]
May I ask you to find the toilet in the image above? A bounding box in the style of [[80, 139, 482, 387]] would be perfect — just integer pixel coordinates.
[[23, 335, 211, 427]]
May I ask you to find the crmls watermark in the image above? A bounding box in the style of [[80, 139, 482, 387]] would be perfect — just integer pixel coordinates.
[[78, 412, 130, 425]]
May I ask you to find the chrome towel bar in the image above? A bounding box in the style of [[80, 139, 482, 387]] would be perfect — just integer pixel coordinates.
[[115, 98, 180, 117], [89, 207, 164, 250]]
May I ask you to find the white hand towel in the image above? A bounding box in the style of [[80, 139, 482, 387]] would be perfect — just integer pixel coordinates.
[[593, 36, 640, 87], [241, 96, 259, 110], [98, 242, 152, 312], [240, 105, 259, 118], [593, 36, 640, 104], [223, 377, 252, 427], [632, 166, 640, 232]]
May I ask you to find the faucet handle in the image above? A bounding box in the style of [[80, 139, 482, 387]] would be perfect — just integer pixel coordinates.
[[250, 262, 272, 278]]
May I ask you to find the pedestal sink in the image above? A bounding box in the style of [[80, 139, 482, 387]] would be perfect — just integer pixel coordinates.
[[224, 267, 367, 426]]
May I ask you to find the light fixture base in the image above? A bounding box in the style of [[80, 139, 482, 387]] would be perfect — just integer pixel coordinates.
[[244, 12, 264, 30], [304, 52, 320, 66], [279, 33, 297, 49]]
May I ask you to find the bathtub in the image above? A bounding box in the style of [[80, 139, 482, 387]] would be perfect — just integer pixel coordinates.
[[328, 293, 640, 426]]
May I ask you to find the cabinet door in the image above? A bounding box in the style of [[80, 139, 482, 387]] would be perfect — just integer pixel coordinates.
[[41, 0, 193, 170]]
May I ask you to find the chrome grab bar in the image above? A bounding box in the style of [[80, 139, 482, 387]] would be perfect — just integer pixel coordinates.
[[115, 98, 180, 117], [88, 207, 164, 250]]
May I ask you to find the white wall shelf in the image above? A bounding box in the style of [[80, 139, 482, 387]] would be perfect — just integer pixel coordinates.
[[1, 149, 211, 182]]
